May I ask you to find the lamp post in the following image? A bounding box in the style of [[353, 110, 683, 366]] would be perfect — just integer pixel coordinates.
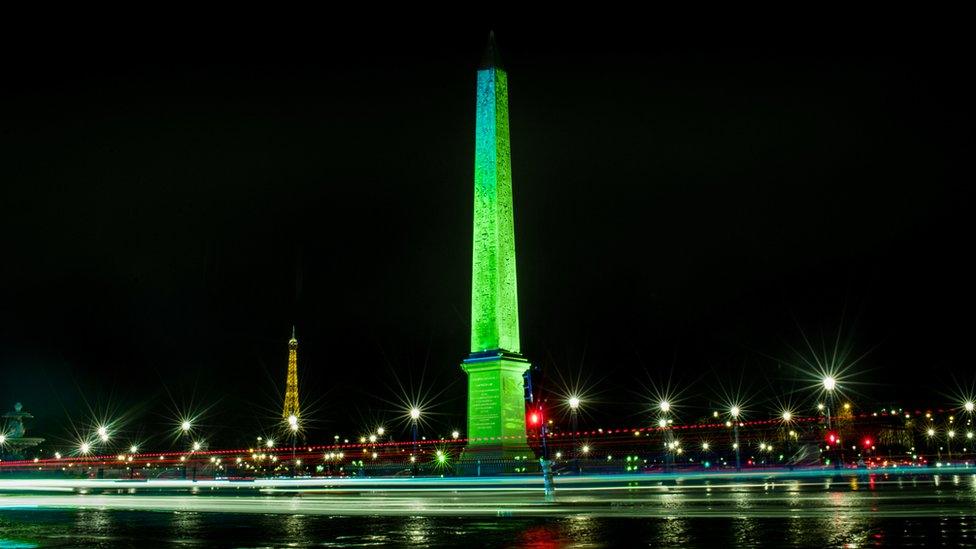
[[730, 406, 741, 472], [659, 400, 672, 473], [288, 415, 299, 477], [191, 440, 201, 480], [822, 376, 836, 430], [822, 376, 840, 469], [568, 396, 581, 474], [410, 407, 421, 476], [781, 410, 794, 471], [180, 420, 191, 479], [947, 429, 955, 462]]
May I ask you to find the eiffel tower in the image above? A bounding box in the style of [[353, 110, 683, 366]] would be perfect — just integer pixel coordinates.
[[282, 326, 300, 421]]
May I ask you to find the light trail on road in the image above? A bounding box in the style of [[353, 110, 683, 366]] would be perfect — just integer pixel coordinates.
[[2, 469, 975, 518]]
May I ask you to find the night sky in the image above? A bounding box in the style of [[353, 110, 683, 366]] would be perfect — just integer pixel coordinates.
[[1, 23, 971, 448]]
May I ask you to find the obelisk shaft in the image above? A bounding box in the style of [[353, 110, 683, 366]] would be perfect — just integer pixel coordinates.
[[471, 65, 521, 354]]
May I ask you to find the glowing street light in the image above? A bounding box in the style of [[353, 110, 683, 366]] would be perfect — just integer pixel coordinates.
[[266, 438, 275, 448], [659, 400, 674, 473], [965, 401, 974, 413], [926, 428, 936, 437], [79, 442, 91, 454], [0, 434, 6, 445], [780, 410, 795, 470], [451, 430, 460, 439], [701, 441, 710, 451], [568, 395, 582, 474], [729, 405, 742, 472], [181, 420, 192, 432], [822, 376, 837, 392], [192, 441, 201, 451], [287, 414, 298, 428], [129, 445, 138, 454], [409, 407, 421, 475], [377, 427, 385, 436], [97, 426, 109, 442]]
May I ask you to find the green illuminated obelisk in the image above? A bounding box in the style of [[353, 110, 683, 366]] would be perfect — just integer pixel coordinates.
[[461, 32, 532, 458]]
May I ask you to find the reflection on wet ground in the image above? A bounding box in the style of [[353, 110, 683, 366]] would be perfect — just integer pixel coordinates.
[[1, 472, 974, 547]]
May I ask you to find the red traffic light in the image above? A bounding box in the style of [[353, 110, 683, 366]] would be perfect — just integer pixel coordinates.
[[826, 432, 838, 444], [528, 410, 543, 425], [862, 437, 873, 448]]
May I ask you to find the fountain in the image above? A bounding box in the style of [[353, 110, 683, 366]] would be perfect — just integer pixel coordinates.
[[1, 402, 45, 460]]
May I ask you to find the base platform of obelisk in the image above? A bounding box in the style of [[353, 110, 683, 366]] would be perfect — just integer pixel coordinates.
[[459, 351, 535, 468]]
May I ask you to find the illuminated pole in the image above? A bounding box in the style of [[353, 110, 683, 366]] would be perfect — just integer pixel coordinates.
[[730, 406, 741, 472], [947, 430, 955, 461], [782, 411, 794, 471], [180, 420, 191, 479], [191, 440, 201, 480], [822, 376, 839, 469], [569, 396, 580, 474], [288, 414, 298, 477], [410, 407, 420, 475], [659, 400, 672, 473]]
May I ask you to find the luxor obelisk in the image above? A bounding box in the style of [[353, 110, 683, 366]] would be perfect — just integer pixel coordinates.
[[461, 33, 532, 458]]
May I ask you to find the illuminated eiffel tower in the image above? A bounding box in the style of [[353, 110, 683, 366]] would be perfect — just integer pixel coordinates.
[[282, 326, 300, 421]]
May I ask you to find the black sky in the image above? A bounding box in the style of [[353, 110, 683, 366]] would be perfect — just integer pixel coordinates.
[[1, 22, 971, 448]]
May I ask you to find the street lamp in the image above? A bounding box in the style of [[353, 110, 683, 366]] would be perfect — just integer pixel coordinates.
[[660, 400, 673, 473], [964, 401, 974, 413], [925, 428, 939, 462], [288, 415, 299, 477], [97, 425, 109, 443], [822, 377, 837, 429], [181, 420, 192, 432], [730, 406, 742, 472], [821, 376, 840, 469], [409, 407, 421, 475], [568, 396, 581, 474], [781, 410, 795, 471]]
